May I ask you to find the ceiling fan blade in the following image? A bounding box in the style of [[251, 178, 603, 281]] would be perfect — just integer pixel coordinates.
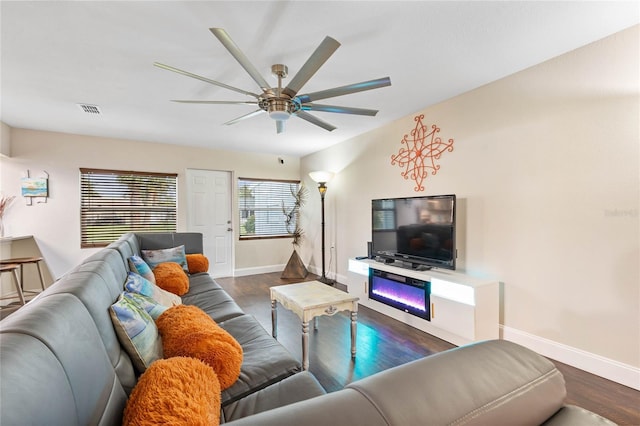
[[224, 109, 265, 126], [301, 103, 378, 116], [154, 62, 260, 98], [296, 77, 391, 103], [295, 111, 336, 132], [281, 36, 341, 99], [276, 120, 285, 134], [209, 28, 271, 92], [171, 100, 257, 105]]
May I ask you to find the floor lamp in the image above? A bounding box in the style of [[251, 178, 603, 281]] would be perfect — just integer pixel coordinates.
[[309, 171, 335, 285]]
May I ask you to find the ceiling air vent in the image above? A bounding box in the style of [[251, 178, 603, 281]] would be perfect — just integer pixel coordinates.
[[77, 104, 102, 115]]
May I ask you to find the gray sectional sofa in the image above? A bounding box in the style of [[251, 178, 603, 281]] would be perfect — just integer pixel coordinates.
[[0, 232, 616, 425]]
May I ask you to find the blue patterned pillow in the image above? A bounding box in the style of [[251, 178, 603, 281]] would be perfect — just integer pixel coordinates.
[[128, 255, 156, 283], [110, 294, 163, 373], [122, 291, 169, 320], [141, 245, 188, 272], [124, 272, 182, 307]]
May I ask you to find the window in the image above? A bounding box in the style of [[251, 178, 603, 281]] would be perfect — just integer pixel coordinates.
[[238, 178, 300, 239], [80, 168, 177, 248]]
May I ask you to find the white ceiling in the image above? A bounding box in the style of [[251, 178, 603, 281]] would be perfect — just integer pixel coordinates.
[[1, 1, 638, 157]]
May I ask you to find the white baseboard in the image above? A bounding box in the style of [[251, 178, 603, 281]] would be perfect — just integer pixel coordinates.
[[307, 265, 320, 277], [233, 264, 347, 282], [501, 325, 640, 391], [335, 271, 348, 286], [234, 264, 286, 277]]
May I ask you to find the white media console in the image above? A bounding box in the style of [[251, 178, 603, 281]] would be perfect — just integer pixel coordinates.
[[347, 258, 499, 346]]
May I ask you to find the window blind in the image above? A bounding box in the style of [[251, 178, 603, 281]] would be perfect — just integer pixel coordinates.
[[238, 178, 300, 239], [80, 168, 177, 248]]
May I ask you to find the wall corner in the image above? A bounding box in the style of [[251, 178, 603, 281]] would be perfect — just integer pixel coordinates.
[[0, 121, 12, 158]]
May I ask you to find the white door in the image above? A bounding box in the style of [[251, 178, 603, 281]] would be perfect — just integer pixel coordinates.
[[186, 169, 233, 278]]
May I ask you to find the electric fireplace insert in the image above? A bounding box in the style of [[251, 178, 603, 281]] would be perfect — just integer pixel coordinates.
[[369, 268, 430, 320]]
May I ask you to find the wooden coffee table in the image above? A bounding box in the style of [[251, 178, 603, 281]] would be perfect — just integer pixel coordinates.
[[270, 280, 359, 370]]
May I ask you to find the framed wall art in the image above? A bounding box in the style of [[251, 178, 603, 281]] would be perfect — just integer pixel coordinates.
[[21, 177, 48, 197]]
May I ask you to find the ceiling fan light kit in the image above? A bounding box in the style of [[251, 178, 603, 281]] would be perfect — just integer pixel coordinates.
[[154, 28, 391, 134]]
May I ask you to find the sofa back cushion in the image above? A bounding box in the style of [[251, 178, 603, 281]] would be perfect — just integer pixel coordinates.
[[44, 270, 138, 393], [109, 233, 140, 258], [108, 234, 136, 266], [79, 248, 129, 294], [137, 232, 204, 254], [1, 332, 82, 425], [0, 293, 128, 425], [123, 232, 142, 257]]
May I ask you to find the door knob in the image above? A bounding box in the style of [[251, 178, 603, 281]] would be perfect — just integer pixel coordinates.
[[227, 228, 232, 232]]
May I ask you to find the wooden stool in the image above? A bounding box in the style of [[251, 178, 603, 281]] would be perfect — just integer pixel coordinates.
[[0, 257, 47, 296], [0, 264, 26, 306]]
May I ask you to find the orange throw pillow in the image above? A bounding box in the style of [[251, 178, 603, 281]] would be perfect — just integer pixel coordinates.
[[156, 305, 243, 390], [186, 254, 210, 274], [123, 356, 221, 426], [153, 262, 189, 296]]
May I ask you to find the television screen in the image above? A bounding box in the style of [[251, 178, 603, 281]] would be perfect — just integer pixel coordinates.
[[371, 194, 456, 270]]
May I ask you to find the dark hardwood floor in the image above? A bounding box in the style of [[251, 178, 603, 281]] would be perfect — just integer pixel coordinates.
[[217, 272, 640, 426]]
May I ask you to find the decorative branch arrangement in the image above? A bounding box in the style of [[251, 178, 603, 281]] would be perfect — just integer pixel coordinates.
[[282, 184, 308, 247], [391, 114, 454, 192], [0, 195, 15, 216], [281, 183, 309, 279], [0, 195, 16, 237]]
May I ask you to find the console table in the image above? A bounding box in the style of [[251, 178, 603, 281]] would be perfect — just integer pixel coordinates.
[[347, 259, 499, 346], [0, 236, 53, 299]]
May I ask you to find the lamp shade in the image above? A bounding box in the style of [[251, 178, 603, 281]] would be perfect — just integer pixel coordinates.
[[309, 171, 334, 184]]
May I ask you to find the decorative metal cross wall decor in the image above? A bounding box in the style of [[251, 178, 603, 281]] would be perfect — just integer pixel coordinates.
[[391, 114, 454, 192]]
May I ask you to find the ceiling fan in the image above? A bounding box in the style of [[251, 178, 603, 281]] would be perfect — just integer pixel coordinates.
[[154, 28, 391, 134]]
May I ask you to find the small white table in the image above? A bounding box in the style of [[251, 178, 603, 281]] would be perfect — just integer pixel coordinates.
[[270, 281, 359, 370]]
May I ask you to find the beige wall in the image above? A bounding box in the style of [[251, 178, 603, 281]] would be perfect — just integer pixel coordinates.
[[301, 25, 639, 371], [0, 129, 300, 278]]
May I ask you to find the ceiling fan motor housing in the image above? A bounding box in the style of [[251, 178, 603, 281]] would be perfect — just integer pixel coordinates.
[[260, 96, 301, 121]]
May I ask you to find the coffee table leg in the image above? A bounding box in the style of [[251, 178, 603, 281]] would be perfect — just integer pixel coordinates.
[[350, 311, 357, 359], [302, 321, 310, 371], [271, 299, 278, 339]]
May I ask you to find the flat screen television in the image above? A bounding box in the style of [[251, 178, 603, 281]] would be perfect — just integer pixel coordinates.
[[371, 194, 456, 270]]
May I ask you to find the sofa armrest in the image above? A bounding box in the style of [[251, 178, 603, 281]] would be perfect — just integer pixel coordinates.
[[542, 405, 617, 425], [224, 388, 388, 426], [225, 340, 576, 426], [346, 339, 566, 425]]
